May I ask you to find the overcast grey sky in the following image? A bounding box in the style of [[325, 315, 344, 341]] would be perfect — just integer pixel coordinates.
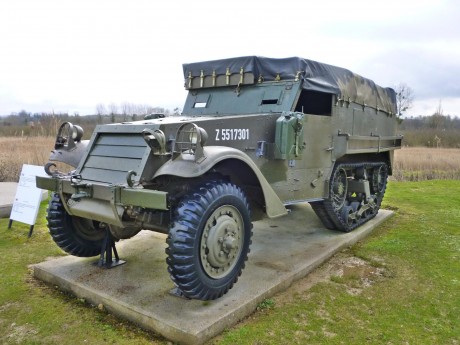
[[1, 0, 459, 117]]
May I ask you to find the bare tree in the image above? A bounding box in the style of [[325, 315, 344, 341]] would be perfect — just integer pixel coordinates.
[[395, 83, 414, 118], [96, 103, 107, 116], [430, 100, 444, 129], [96, 103, 106, 123], [94, 102, 172, 122], [108, 103, 118, 123], [120, 102, 133, 121], [108, 103, 118, 115]]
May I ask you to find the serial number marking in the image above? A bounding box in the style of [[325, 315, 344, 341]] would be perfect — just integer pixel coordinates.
[[215, 129, 250, 141]]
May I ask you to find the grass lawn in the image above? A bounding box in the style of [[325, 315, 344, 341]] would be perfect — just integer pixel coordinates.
[[1, 180, 459, 344]]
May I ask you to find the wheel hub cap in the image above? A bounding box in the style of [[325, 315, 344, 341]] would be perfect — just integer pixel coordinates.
[[201, 206, 244, 279]]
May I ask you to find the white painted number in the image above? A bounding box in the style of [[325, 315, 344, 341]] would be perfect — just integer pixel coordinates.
[[215, 129, 249, 141]]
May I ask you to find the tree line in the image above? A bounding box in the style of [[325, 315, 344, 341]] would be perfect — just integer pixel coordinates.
[[0, 103, 180, 137], [400, 109, 460, 148], [2, 90, 459, 147]]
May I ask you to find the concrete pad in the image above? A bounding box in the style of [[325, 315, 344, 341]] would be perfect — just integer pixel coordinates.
[[0, 182, 48, 218], [0, 182, 20, 218], [33, 205, 393, 345]]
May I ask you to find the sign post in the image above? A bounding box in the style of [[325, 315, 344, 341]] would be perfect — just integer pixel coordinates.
[[8, 164, 48, 237]]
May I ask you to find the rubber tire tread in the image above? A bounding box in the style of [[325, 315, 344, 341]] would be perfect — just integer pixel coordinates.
[[47, 193, 103, 257], [166, 180, 252, 300]]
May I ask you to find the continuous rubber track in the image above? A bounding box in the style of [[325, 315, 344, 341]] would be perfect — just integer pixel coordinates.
[[166, 181, 252, 300], [310, 162, 388, 233], [47, 193, 104, 257], [309, 201, 337, 230]]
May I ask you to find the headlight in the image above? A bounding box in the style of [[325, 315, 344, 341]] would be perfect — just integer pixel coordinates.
[[189, 126, 208, 146], [189, 128, 198, 144], [55, 122, 84, 150], [71, 125, 84, 141], [173, 123, 208, 161]]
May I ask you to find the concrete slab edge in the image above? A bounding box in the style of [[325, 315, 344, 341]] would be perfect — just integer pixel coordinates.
[[0, 206, 12, 219], [33, 264, 194, 343], [190, 210, 394, 344], [191, 210, 393, 342], [33, 210, 393, 345]]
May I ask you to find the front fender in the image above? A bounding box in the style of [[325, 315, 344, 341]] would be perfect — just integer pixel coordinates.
[[154, 146, 287, 218], [50, 140, 90, 168]]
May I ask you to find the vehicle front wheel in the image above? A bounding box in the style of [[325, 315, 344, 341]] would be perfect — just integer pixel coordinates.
[[166, 181, 252, 300], [47, 193, 105, 257]]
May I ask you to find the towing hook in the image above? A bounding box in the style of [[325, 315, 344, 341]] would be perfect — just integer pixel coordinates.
[[44, 162, 61, 177], [126, 170, 137, 187]]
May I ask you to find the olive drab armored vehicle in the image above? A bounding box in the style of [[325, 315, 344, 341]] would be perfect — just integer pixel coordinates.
[[36, 56, 402, 300]]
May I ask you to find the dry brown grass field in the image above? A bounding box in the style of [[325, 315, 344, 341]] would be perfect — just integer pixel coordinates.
[[0, 136, 55, 182], [392, 147, 460, 181], [0, 136, 459, 182]]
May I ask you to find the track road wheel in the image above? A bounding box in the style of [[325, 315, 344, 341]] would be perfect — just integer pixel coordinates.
[[321, 165, 351, 232], [166, 181, 252, 300], [371, 163, 388, 195], [330, 167, 348, 211], [341, 205, 356, 228], [47, 193, 105, 257]]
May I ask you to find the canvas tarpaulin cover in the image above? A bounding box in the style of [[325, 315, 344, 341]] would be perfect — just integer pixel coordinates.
[[183, 56, 396, 114]]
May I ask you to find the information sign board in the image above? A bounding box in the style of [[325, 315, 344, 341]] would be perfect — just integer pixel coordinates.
[[9, 164, 48, 235]]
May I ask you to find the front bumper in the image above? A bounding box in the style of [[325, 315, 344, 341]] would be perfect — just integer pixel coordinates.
[[36, 175, 168, 226]]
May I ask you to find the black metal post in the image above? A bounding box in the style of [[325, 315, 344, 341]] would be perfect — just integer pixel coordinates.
[[96, 228, 126, 269], [28, 225, 34, 238]]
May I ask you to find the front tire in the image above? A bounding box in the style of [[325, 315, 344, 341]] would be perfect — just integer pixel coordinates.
[[47, 193, 105, 257], [166, 181, 252, 300]]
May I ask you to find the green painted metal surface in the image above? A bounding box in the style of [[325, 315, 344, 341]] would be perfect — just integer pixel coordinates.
[[119, 188, 168, 210], [274, 112, 305, 160], [38, 56, 402, 233]]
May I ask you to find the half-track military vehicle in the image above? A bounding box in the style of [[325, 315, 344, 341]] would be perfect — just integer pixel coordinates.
[[37, 56, 402, 300]]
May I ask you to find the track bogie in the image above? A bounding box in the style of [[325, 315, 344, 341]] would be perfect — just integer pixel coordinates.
[[310, 162, 389, 232]]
